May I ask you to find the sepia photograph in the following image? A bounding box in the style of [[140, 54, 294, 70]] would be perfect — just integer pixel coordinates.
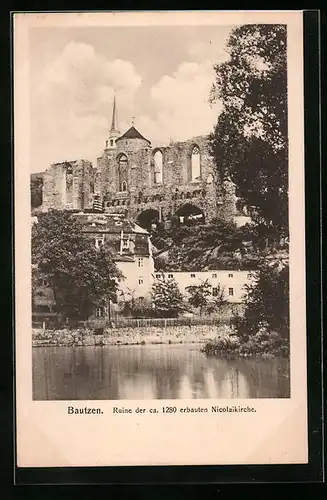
[[14, 10, 309, 469], [28, 20, 291, 401]]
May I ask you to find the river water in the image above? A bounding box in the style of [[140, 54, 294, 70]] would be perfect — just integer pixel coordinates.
[[32, 343, 290, 400]]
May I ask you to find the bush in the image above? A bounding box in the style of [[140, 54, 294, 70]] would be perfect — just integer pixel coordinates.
[[202, 334, 240, 357], [202, 326, 289, 358]]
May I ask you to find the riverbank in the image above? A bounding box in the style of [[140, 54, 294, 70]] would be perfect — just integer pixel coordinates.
[[32, 324, 231, 347], [201, 327, 289, 358]]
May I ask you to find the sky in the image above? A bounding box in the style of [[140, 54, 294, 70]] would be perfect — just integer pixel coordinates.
[[29, 25, 234, 173]]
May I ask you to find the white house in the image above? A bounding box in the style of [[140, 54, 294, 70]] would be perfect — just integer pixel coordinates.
[[75, 213, 155, 316], [153, 270, 257, 303]]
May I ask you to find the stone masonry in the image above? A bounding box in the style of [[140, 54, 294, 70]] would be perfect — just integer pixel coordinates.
[[42, 160, 95, 212], [96, 131, 237, 226], [35, 97, 237, 225]]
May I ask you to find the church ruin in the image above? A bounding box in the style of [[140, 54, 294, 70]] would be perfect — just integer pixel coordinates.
[[33, 96, 237, 230]]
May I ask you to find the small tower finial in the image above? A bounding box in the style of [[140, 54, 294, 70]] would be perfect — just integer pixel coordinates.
[[132, 116, 135, 127]]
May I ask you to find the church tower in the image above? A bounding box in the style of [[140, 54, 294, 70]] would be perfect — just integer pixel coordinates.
[[105, 93, 120, 150]]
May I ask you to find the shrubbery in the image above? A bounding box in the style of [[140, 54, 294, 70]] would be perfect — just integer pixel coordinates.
[[202, 327, 289, 359], [202, 263, 289, 358]]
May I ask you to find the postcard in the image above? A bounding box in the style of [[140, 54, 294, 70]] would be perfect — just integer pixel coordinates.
[[14, 10, 307, 468]]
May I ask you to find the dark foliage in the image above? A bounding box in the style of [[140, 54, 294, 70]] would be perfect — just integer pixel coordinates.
[[32, 210, 122, 320], [151, 273, 186, 317], [210, 24, 288, 236]]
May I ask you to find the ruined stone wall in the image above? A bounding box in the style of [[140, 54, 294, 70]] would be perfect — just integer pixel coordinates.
[[42, 160, 94, 211], [78, 160, 95, 210], [97, 134, 236, 223], [42, 163, 65, 211], [40, 134, 236, 221]]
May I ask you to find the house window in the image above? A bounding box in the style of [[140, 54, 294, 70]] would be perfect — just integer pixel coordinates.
[[228, 273, 234, 278], [110, 139, 114, 147], [190, 273, 195, 278], [95, 237, 104, 249], [247, 273, 252, 278], [96, 307, 103, 317], [212, 287, 218, 297], [212, 273, 217, 279], [121, 181, 127, 192], [168, 274, 173, 278], [155, 274, 161, 278], [138, 258, 144, 268], [228, 288, 234, 296], [138, 277, 144, 285], [122, 239, 129, 248]]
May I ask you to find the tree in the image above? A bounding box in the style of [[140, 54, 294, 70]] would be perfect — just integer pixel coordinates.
[[166, 218, 259, 271], [210, 24, 288, 236], [186, 279, 212, 316], [234, 262, 289, 341], [31, 173, 43, 209], [205, 283, 227, 315], [213, 284, 227, 310], [151, 273, 186, 317], [32, 210, 122, 320], [118, 288, 153, 318]]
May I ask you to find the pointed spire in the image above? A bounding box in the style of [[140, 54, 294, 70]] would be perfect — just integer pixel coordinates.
[[110, 91, 119, 133]]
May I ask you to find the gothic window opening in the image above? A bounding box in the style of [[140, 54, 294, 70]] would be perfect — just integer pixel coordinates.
[[65, 164, 73, 204], [153, 150, 163, 184], [118, 154, 128, 192], [191, 145, 201, 181]]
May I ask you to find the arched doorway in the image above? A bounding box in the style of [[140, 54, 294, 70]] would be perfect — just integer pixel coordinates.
[[175, 203, 205, 225], [137, 209, 160, 232]]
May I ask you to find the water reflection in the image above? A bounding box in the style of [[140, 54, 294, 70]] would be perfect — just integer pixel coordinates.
[[32, 344, 290, 400]]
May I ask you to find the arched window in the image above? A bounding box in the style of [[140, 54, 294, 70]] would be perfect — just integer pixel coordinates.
[[191, 146, 201, 181], [153, 150, 163, 184], [65, 164, 73, 204], [117, 154, 128, 192]]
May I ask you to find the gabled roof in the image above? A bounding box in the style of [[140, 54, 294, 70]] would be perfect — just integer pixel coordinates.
[[116, 126, 150, 144], [74, 213, 150, 235]]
